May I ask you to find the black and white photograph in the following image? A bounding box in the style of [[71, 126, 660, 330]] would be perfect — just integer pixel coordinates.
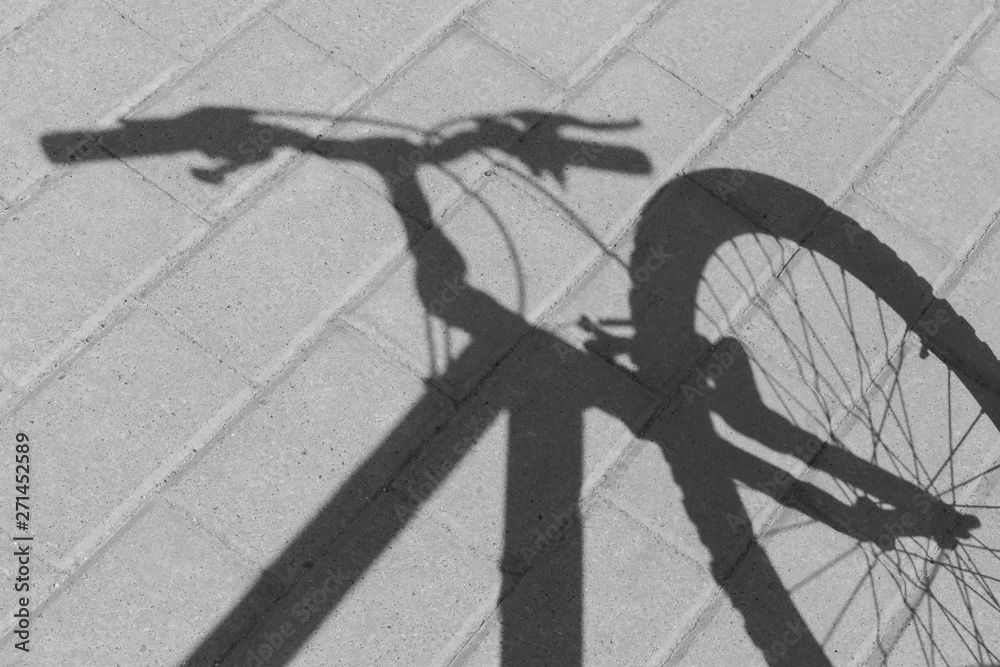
[[1, 0, 1000, 664]]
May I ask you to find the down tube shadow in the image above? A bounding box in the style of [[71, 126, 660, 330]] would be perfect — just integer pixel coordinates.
[[38, 109, 1000, 665]]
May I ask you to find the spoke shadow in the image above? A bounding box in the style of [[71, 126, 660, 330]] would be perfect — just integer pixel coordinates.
[[39, 108, 1000, 665]]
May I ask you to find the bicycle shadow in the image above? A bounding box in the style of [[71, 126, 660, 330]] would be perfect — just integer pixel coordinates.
[[39, 108, 1000, 665]]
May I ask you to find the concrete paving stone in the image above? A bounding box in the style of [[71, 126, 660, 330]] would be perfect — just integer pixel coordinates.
[[332, 25, 555, 226], [962, 18, 1000, 97], [737, 337, 860, 445], [105, 15, 364, 219], [634, 0, 829, 109], [276, 0, 470, 83], [23, 501, 278, 666], [106, 0, 270, 60], [346, 174, 597, 398], [165, 324, 451, 587], [669, 606, 769, 666], [883, 466, 1000, 666], [390, 328, 657, 573], [752, 387, 995, 665], [0, 0, 182, 200], [675, 506, 902, 666], [947, 224, 1000, 375], [148, 156, 409, 378], [467, 0, 650, 83], [221, 493, 500, 667], [885, 576, 1000, 666], [836, 191, 951, 285], [599, 342, 833, 577], [454, 498, 713, 666], [804, 0, 985, 112], [499, 49, 721, 244], [736, 231, 912, 411], [692, 55, 894, 237], [834, 331, 999, 514], [541, 175, 792, 394], [0, 0, 52, 39], [0, 159, 204, 411], [858, 73, 1000, 259], [767, 335, 1000, 662], [600, 433, 731, 576], [0, 310, 248, 564]]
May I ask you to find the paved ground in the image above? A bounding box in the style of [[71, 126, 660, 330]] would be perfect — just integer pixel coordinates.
[[2, 0, 1000, 665]]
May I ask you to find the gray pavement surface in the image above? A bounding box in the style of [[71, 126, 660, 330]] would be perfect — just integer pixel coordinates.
[[2, 0, 1000, 665]]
